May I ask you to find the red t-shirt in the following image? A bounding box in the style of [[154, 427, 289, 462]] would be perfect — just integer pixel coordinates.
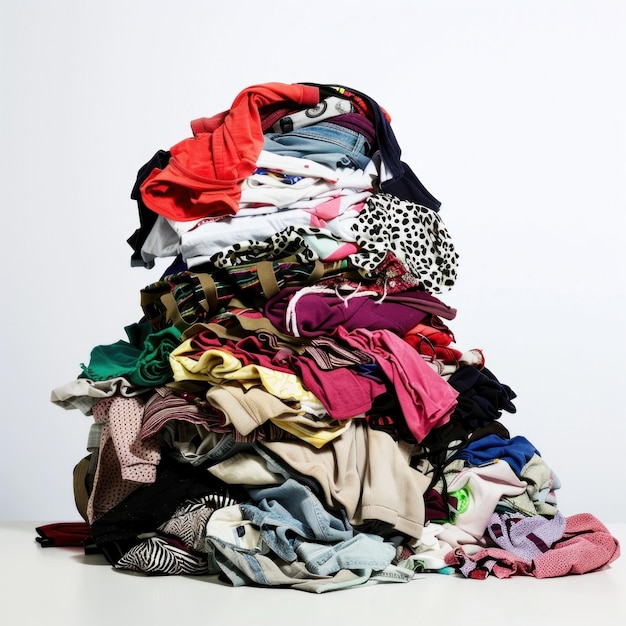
[[140, 82, 320, 221]]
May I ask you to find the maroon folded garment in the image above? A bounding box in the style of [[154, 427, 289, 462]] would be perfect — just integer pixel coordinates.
[[35, 522, 91, 548]]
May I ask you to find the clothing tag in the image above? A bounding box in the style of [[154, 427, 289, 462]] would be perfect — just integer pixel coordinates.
[[231, 524, 247, 546]]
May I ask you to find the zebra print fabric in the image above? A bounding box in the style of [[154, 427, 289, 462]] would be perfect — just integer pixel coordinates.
[[115, 535, 208, 576], [159, 494, 238, 552]]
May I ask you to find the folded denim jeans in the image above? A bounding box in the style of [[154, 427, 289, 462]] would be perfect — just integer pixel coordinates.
[[204, 502, 406, 592], [264, 115, 373, 171], [293, 533, 395, 575]]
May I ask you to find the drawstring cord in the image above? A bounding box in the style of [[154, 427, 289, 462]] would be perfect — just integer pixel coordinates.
[[285, 282, 383, 337]]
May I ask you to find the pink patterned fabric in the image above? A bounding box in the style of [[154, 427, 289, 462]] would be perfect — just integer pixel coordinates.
[[445, 512, 621, 579], [87, 396, 161, 523]]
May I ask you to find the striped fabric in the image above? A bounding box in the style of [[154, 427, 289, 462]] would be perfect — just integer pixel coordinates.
[[115, 535, 208, 576], [140, 258, 349, 332]]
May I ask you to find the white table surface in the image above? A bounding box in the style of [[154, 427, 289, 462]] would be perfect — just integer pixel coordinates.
[[2, 521, 625, 626]]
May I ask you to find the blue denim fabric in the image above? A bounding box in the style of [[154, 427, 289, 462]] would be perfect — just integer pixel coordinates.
[[240, 479, 353, 562], [263, 121, 372, 170], [209, 540, 381, 592], [293, 533, 395, 575], [210, 542, 269, 586], [204, 503, 404, 592], [161, 429, 250, 467]]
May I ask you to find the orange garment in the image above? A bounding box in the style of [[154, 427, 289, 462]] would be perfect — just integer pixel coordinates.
[[140, 82, 320, 221]]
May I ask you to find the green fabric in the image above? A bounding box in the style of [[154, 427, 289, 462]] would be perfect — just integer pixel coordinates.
[[79, 323, 182, 387]]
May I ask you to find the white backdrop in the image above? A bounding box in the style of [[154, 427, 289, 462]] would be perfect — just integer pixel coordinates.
[[2, 0, 625, 523]]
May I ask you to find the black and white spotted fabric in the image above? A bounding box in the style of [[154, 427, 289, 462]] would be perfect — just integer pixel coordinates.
[[208, 225, 323, 269], [348, 193, 459, 293]]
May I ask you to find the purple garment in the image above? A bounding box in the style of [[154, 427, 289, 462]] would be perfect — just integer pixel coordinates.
[[446, 512, 621, 579], [325, 113, 376, 146], [487, 511, 566, 560], [383, 290, 457, 321], [264, 285, 433, 338]]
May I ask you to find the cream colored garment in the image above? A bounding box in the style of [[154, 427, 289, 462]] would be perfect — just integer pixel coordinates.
[[208, 452, 285, 486], [50, 376, 148, 415], [260, 422, 430, 540]]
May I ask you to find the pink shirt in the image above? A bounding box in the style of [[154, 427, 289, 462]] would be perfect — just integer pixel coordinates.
[[334, 326, 458, 442]]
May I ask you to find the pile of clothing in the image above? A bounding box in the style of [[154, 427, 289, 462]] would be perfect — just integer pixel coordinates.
[[46, 82, 619, 592]]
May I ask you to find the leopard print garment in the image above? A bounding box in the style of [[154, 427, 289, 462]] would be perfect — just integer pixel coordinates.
[[348, 193, 459, 293], [206, 193, 458, 293], [208, 225, 333, 269]]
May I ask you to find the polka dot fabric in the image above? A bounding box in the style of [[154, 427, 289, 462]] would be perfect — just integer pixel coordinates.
[[86, 396, 161, 523], [349, 193, 459, 293]]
